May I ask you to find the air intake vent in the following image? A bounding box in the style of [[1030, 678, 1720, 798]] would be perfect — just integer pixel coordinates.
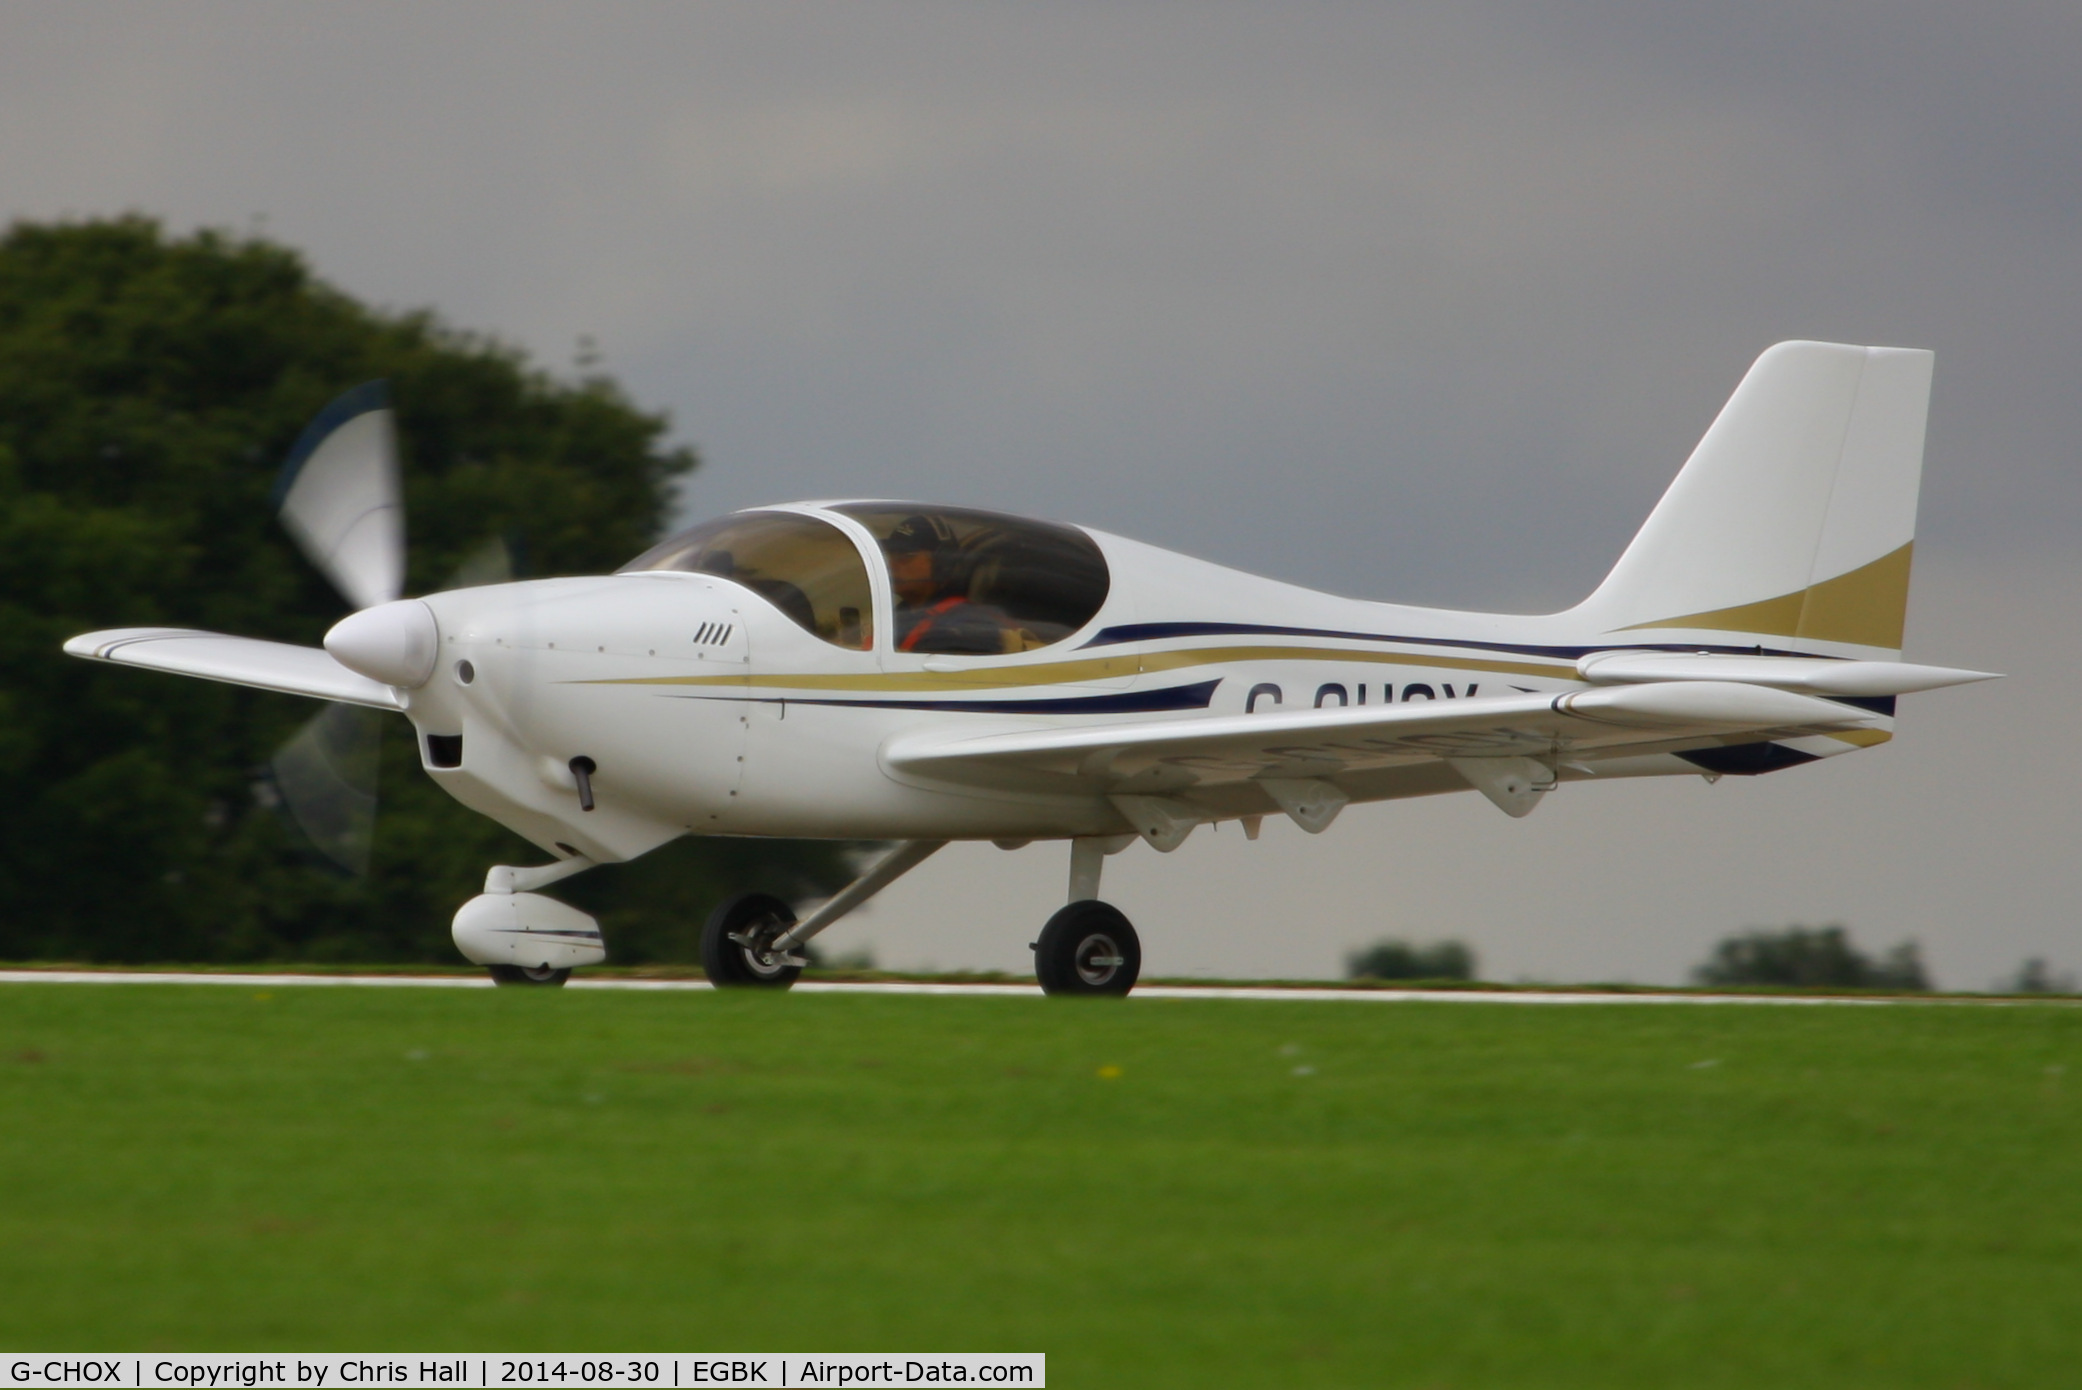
[[425, 733, 463, 769]]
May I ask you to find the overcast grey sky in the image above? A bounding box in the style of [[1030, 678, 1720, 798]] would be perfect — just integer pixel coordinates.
[[6, 2, 2077, 985]]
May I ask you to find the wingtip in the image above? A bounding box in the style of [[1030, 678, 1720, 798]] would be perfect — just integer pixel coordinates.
[[63, 627, 204, 659]]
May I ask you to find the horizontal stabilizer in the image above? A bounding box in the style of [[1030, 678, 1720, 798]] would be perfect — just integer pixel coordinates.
[[1576, 651, 1999, 696], [62, 628, 404, 710]]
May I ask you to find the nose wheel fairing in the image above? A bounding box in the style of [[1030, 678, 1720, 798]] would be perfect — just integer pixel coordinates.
[[452, 889, 606, 972]]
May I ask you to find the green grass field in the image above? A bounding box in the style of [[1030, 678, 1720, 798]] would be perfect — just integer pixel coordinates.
[[3, 984, 2079, 1387]]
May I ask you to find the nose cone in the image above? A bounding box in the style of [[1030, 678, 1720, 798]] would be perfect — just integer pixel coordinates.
[[325, 599, 440, 688]]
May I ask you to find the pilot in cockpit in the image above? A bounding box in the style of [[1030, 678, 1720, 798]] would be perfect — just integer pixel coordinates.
[[887, 514, 1022, 655]]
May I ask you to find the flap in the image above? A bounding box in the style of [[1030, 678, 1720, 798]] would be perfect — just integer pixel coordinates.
[[63, 628, 404, 710], [884, 680, 1872, 789]]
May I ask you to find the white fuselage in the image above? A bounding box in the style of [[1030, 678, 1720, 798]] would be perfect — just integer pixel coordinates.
[[398, 505, 1882, 864]]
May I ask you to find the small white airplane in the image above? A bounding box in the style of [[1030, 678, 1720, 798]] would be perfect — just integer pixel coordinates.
[[66, 341, 1995, 994]]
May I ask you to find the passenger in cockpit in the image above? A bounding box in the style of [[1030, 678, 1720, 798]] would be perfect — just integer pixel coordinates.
[[887, 514, 1018, 655]]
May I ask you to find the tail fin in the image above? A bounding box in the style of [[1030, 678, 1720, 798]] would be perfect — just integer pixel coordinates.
[[1570, 341, 1933, 656]]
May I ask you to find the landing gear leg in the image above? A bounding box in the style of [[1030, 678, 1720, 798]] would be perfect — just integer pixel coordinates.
[[701, 840, 949, 990], [1034, 836, 1142, 996]]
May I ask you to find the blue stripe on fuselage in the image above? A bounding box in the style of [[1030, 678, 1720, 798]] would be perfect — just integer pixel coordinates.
[[1078, 622, 1830, 663], [674, 679, 1223, 716]]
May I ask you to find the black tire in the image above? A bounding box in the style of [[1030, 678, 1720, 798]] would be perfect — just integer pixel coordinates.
[[1033, 900, 1141, 997], [701, 891, 804, 989], [488, 964, 571, 987]]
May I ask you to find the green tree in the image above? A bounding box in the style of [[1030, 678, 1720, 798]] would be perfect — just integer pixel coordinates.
[[1691, 925, 1930, 990], [1346, 938, 1477, 982], [1997, 958, 2076, 994], [0, 216, 854, 963]]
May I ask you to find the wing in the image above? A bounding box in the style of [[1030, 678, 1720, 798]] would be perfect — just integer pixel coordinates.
[[885, 680, 1875, 834], [63, 628, 404, 710]]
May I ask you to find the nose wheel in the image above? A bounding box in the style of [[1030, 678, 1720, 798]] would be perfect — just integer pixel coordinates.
[[702, 891, 806, 988], [487, 964, 571, 987], [1033, 900, 1141, 996]]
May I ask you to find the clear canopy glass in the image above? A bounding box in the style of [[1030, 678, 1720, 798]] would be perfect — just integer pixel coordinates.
[[620, 511, 874, 650]]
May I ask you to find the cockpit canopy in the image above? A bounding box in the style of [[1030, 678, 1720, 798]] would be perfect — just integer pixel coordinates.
[[834, 504, 1109, 654], [620, 511, 875, 648], [619, 504, 1110, 654]]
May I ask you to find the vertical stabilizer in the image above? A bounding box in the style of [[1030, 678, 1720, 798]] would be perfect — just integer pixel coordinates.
[[1569, 342, 1933, 656]]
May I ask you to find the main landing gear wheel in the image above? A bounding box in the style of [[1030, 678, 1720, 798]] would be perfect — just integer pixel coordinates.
[[488, 964, 571, 987], [702, 891, 805, 989], [1033, 900, 1141, 997]]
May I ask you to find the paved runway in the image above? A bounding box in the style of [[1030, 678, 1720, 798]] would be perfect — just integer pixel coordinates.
[[0, 969, 2036, 1005]]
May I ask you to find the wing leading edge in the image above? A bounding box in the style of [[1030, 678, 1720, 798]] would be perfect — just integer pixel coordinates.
[[63, 628, 404, 710]]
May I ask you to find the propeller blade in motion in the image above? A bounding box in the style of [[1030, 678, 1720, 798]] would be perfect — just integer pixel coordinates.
[[274, 381, 404, 611], [266, 702, 383, 875]]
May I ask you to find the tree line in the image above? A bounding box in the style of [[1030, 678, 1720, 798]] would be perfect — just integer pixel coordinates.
[[0, 217, 853, 963], [1348, 925, 2074, 994]]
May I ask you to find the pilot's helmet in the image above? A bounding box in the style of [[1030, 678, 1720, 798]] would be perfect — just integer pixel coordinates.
[[885, 513, 957, 557]]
